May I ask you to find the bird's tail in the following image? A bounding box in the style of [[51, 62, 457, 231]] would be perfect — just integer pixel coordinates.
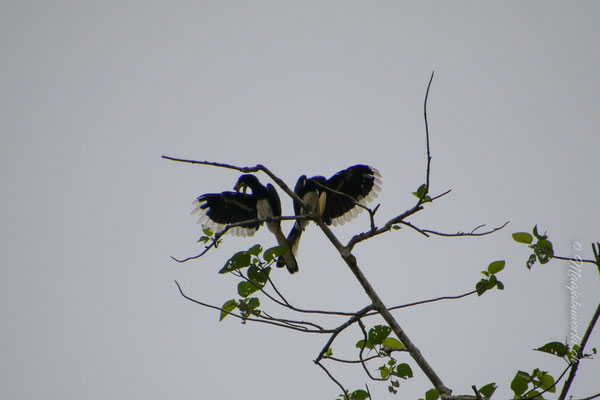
[[275, 224, 302, 273]]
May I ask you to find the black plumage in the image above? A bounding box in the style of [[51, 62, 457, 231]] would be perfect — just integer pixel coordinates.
[[321, 164, 381, 225], [276, 165, 381, 269], [192, 174, 299, 274]]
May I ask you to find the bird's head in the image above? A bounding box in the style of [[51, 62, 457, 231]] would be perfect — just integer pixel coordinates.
[[306, 176, 327, 192], [233, 174, 260, 194]]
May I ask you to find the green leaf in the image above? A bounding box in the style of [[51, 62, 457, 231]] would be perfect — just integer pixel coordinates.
[[247, 244, 262, 256], [513, 232, 533, 244], [248, 265, 270, 285], [237, 297, 260, 318], [219, 251, 251, 273], [264, 245, 288, 262], [219, 299, 238, 321], [368, 325, 392, 346], [237, 281, 259, 298], [325, 347, 333, 357], [382, 337, 405, 350], [532, 225, 546, 240], [350, 389, 369, 400], [246, 297, 260, 311], [476, 279, 489, 296], [412, 184, 432, 202], [413, 184, 428, 198], [395, 363, 413, 379], [535, 341, 569, 358], [202, 227, 214, 237], [356, 339, 373, 350], [487, 260, 505, 274], [496, 281, 504, 290], [534, 239, 554, 264], [379, 366, 390, 379], [425, 388, 439, 400], [392, 225, 401, 230], [511, 371, 530, 396], [539, 373, 555, 393], [478, 383, 497, 398]]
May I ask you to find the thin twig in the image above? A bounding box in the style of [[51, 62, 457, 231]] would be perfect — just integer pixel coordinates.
[[421, 71, 434, 204], [471, 385, 482, 400], [324, 354, 390, 364], [174, 215, 312, 262], [234, 268, 353, 321], [365, 384, 372, 400], [315, 361, 350, 400], [400, 221, 510, 238], [574, 393, 600, 400], [259, 310, 325, 331], [364, 290, 477, 317], [315, 305, 375, 362], [175, 280, 329, 333], [552, 255, 598, 265], [357, 320, 386, 381]]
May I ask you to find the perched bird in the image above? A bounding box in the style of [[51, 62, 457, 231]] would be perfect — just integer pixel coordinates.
[[192, 174, 299, 274], [276, 165, 381, 269]]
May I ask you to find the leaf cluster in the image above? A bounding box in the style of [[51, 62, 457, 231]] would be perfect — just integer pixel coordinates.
[[355, 325, 412, 394], [512, 226, 554, 269], [475, 260, 505, 296], [510, 368, 555, 399], [218, 244, 288, 322]]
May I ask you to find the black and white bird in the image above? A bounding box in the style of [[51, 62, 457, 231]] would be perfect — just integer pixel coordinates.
[[192, 174, 299, 274], [276, 165, 381, 270]]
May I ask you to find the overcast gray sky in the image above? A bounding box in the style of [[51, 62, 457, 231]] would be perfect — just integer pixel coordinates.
[[2, 2, 599, 399]]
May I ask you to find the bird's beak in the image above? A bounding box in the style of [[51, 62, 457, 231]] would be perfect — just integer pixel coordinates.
[[233, 182, 247, 193]]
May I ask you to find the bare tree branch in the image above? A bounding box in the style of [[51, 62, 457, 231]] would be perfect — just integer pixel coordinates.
[[400, 221, 510, 238], [234, 267, 359, 317], [422, 70, 434, 203], [162, 156, 308, 207], [366, 290, 478, 317], [174, 280, 331, 333]]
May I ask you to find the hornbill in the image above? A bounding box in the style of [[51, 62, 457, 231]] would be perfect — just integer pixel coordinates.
[[276, 165, 381, 269], [191, 174, 299, 274]]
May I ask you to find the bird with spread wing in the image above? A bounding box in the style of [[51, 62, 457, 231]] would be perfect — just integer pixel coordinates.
[[276, 165, 381, 270], [192, 174, 299, 274]]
